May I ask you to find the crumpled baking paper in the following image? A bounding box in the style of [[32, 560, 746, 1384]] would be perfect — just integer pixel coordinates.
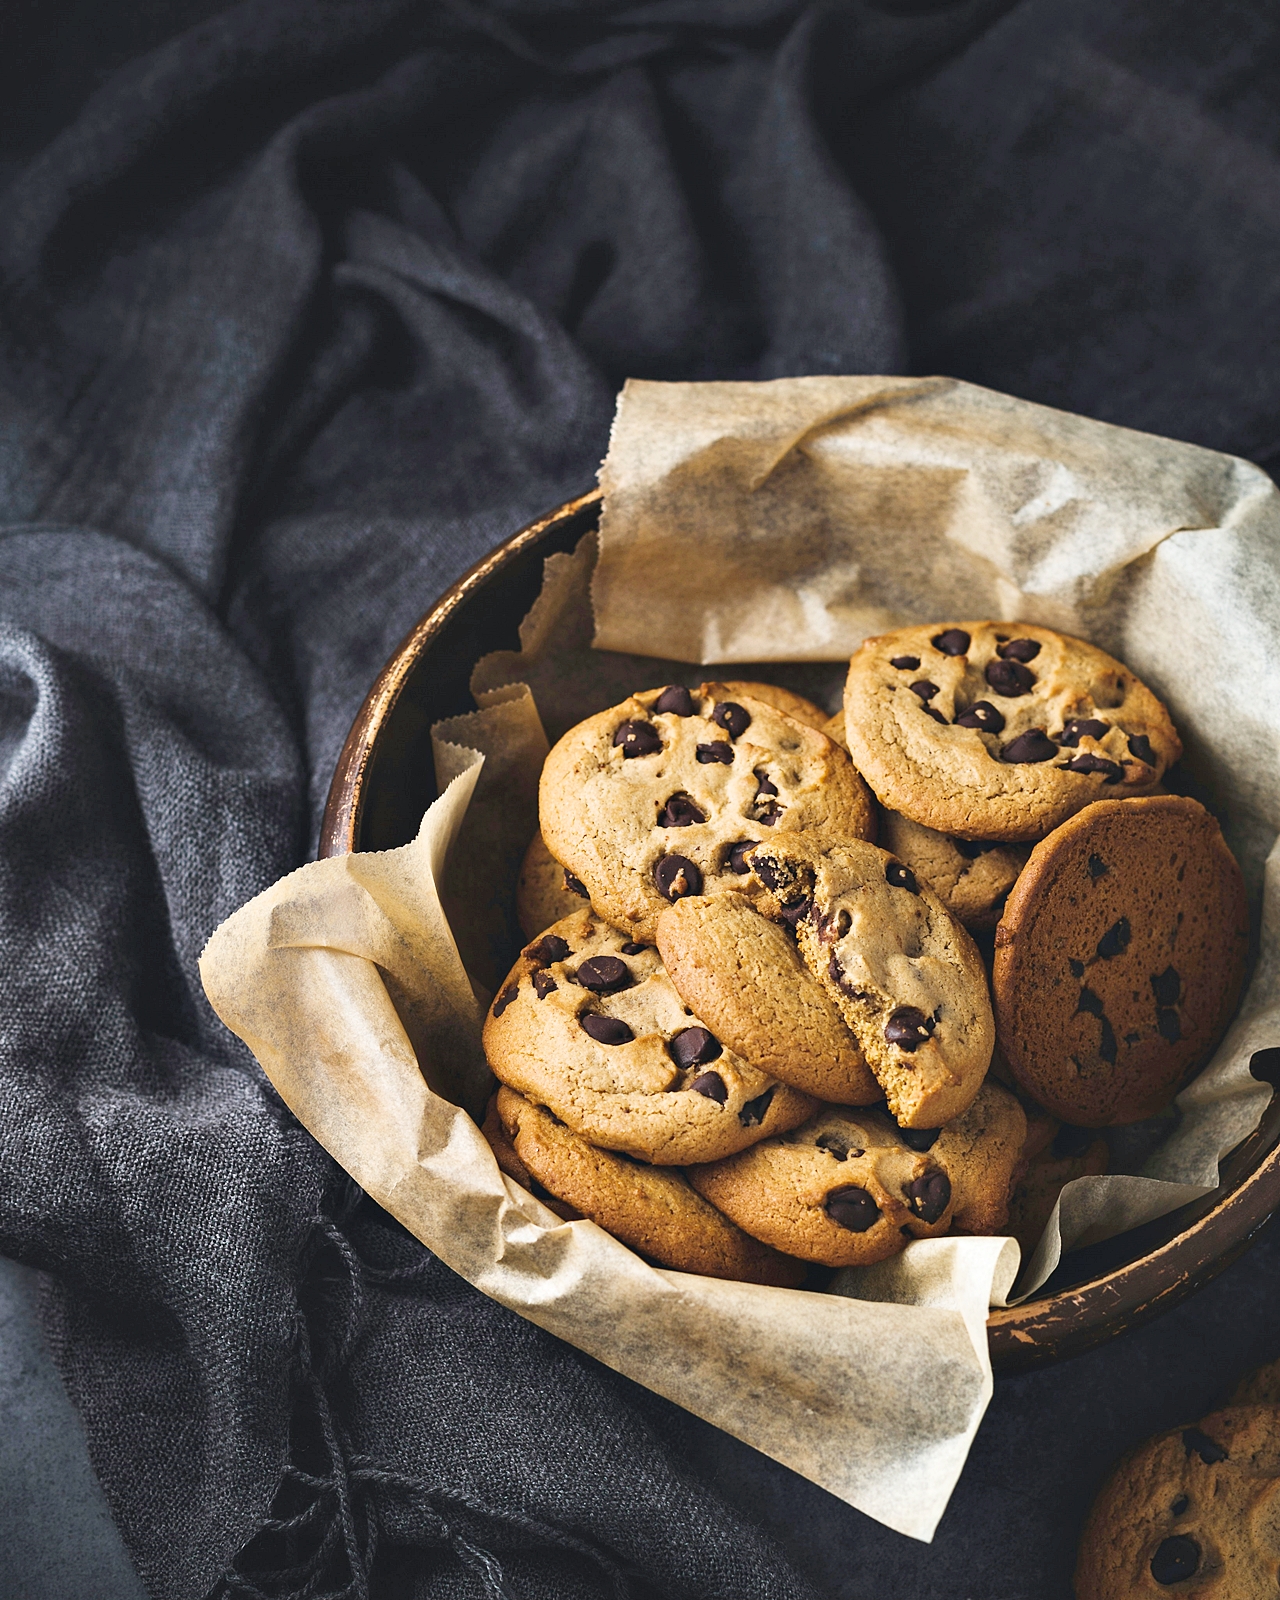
[[202, 376, 1280, 1541]]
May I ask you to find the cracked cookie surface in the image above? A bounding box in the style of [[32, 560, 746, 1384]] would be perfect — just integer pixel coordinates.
[[482, 908, 814, 1164], [843, 622, 1180, 841], [993, 795, 1248, 1126]]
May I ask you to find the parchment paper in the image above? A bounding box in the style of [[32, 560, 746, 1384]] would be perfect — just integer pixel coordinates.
[[202, 376, 1280, 1542]]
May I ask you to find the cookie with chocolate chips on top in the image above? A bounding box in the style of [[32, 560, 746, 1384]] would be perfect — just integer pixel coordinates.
[[539, 683, 875, 942], [716, 680, 830, 731], [487, 1087, 807, 1286], [993, 795, 1248, 1126], [843, 622, 1180, 842], [483, 908, 815, 1164], [878, 809, 1031, 933]]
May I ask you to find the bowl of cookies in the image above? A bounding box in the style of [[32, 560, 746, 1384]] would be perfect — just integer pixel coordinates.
[[320, 470, 1280, 1373]]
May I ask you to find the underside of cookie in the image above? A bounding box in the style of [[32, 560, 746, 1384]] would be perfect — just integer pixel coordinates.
[[745, 835, 995, 1127], [494, 1088, 806, 1286], [844, 622, 1181, 842], [482, 909, 815, 1163]]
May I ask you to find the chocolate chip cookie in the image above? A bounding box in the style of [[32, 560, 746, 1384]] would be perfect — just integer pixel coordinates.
[[878, 810, 1031, 933], [927, 1079, 1028, 1235], [730, 834, 995, 1127], [843, 623, 1181, 842], [993, 796, 1249, 1125], [516, 830, 593, 939], [1076, 1406, 1280, 1598], [488, 1087, 806, 1286], [482, 909, 815, 1164], [686, 1103, 957, 1268], [539, 683, 876, 942], [717, 680, 830, 731]]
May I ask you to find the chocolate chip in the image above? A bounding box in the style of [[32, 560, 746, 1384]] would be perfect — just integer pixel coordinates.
[[580, 1014, 633, 1045], [1069, 959, 1085, 978], [1182, 1428, 1227, 1464], [1157, 1008, 1182, 1043], [825, 1186, 880, 1232], [1059, 718, 1108, 747], [532, 970, 558, 999], [654, 854, 703, 901], [711, 701, 751, 739], [909, 680, 940, 701], [575, 955, 632, 994], [890, 655, 920, 670], [1096, 918, 1131, 959], [955, 838, 993, 859], [1063, 753, 1123, 780], [653, 684, 694, 716], [668, 1026, 722, 1068], [753, 855, 784, 891], [1149, 1536, 1199, 1585], [1098, 1015, 1117, 1064], [492, 984, 519, 1018], [997, 638, 1041, 662], [657, 793, 706, 827], [564, 871, 590, 898], [954, 700, 1005, 733], [696, 742, 734, 765], [899, 1126, 941, 1152], [726, 840, 757, 874], [985, 658, 1036, 697], [1001, 729, 1058, 763], [1151, 967, 1181, 1006], [923, 705, 948, 724], [1170, 1494, 1189, 1518], [754, 768, 779, 797], [1077, 987, 1105, 1017], [1087, 853, 1108, 879], [757, 802, 782, 827], [1128, 733, 1156, 765], [690, 1071, 728, 1103], [884, 1006, 935, 1052], [932, 629, 970, 656], [613, 720, 661, 758], [816, 1133, 850, 1160], [528, 934, 571, 966], [818, 907, 852, 942], [886, 861, 919, 893], [907, 1171, 951, 1224], [739, 1088, 775, 1126], [1053, 1125, 1093, 1158], [779, 896, 813, 927], [621, 942, 647, 955]]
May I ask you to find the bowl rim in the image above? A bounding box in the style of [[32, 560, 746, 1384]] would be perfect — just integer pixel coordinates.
[[320, 489, 1280, 1371]]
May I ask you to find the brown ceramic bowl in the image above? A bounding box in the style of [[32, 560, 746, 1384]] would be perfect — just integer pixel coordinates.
[[320, 489, 1280, 1372]]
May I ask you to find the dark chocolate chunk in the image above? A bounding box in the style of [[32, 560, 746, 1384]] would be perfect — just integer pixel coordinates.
[[923, 705, 948, 724], [1063, 752, 1123, 780], [756, 802, 782, 827], [932, 628, 970, 656], [1182, 1428, 1227, 1465], [580, 1014, 634, 1045], [907, 1171, 951, 1224], [528, 934, 571, 966], [819, 907, 852, 942], [985, 658, 1036, 697], [492, 984, 519, 1018], [668, 1026, 722, 1068], [1077, 987, 1105, 1017], [575, 955, 632, 994], [564, 870, 590, 898], [1053, 1125, 1093, 1158], [997, 638, 1041, 662], [690, 1071, 728, 1103], [1151, 967, 1181, 1006], [954, 839, 995, 860], [886, 860, 919, 893], [753, 854, 784, 891], [657, 793, 706, 828], [532, 970, 558, 999], [1099, 1015, 1118, 1064], [1001, 729, 1058, 763], [739, 1088, 775, 1127], [899, 1126, 941, 1152], [1087, 853, 1108, 879], [613, 720, 662, 758], [654, 854, 703, 901], [816, 1133, 850, 1160], [779, 896, 813, 927], [890, 654, 920, 670], [1149, 1536, 1199, 1585], [825, 1185, 880, 1232], [1128, 732, 1157, 765], [1157, 1008, 1182, 1043], [1069, 959, 1085, 978], [726, 840, 757, 874], [621, 942, 648, 955], [696, 741, 734, 765], [1059, 717, 1108, 747], [653, 684, 695, 716], [1096, 918, 1131, 959], [754, 769, 779, 797], [884, 1006, 935, 1052], [1170, 1494, 1189, 1518], [954, 700, 1005, 733], [909, 680, 940, 701], [711, 701, 751, 739]]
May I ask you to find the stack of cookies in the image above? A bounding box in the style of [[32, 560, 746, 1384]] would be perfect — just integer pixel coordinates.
[[480, 623, 1249, 1286]]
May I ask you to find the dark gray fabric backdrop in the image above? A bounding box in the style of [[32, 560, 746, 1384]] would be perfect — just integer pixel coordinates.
[[2, 2, 1279, 1596]]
